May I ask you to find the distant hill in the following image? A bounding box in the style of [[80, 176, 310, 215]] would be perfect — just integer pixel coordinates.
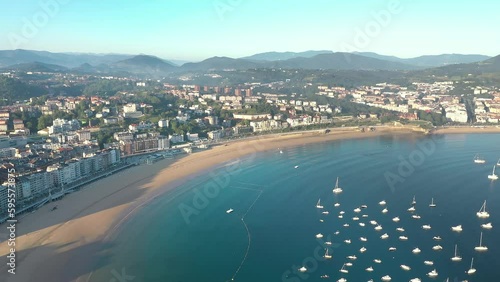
[[180, 56, 261, 71], [2, 61, 68, 72], [241, 50, 333, 61], [0, 76, 45, 102], [111, 55, 176, 75], [355, 52, 491, 67], [422, 54, 500, 77]]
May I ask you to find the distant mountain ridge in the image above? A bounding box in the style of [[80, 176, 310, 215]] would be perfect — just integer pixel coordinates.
[[241, 50, 333, 61], [354, 52, 491, 67]]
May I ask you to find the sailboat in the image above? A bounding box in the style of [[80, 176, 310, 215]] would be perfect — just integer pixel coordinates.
[[488, 165, 498, 180], [339, 263, 348, 273], [497, 158, 500, 166], [474, 232, 488, 252], [316, 199, 324, 209], [474, 154, 486, 164], [429, 198, 436, 207], [323, 248, 332, 259], [467, 258, 476, 275], [451, 244, 462, 261], [411, 195, 416, 205], [332, 177, 343, 194], [476, 200, 490, 218]]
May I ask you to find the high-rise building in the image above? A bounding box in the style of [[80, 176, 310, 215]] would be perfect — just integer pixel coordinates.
[[246, 88, 252, 97], [235, 89, 242, 96]]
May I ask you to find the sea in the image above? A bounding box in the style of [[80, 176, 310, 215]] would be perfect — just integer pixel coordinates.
[[89, 133, 500, 282]]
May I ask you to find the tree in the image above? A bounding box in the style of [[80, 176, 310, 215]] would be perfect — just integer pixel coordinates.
[[37, 115, 53, 130]]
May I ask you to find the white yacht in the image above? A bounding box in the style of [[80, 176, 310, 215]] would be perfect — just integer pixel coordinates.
[[451, 244, 462, 262], [427, 269, 438, 278], [316, 233, 324, 239], [337, 278, 347, 282], [361, 205, 368, 209], [379, 200, 386, 205], [392, 217, 400, 222], [412, 247, 421, 254], [294, 165, 299, 169], [474, 232, 488, 252], [344, 239, 351, 244], [334, 231, 340, 235], [451, 225, 463, 232], [481, 222, 493, 229], [373, 259, 382, 263], [467, 258, 476, 275], [407, 206, 416, 212], [424, 260, 433, 266], [411, 195, 417, 205], [226, 208, 234, 214], [360, 246, 367, 253], [323, 248, 332, 259], [343, 223, 349, 227], [375, 225, 383, 231], [370, 220, 378, 225], [429, 198, 436, 207], [381, 275, 391, 281], [338, 215, 343, 219], [488, 165, 498, 180], [320, 274, 329, 279], [497, 158, 500, 166], [352, 216, 360, 221], [319, 219, 324, 223], [396, 227, 405, 232], [400, 265, 411, 271], [325, 241, 332, 246], [365, 266, 374, 272], [422, 224, 431, 230], [334, 203, 340, 207], [360, 237, 367, 242], [316, 199, 324, 209], [339, 211, 345, 215], [354, 207, 361, 213], [381, 233, 389, 239], [345, 262, 353, 267], [409, 279, 421, 282], [433, 236, 442, 241], [399, 235, 408, 241], [382, 208, 389, 213], [474, 154, 486, 164], [388, 247, 397, 252], [362, 214, 369, 218], [412, 214, 421, 219], [321, 211, 329, 215], [432, 245, 443, 251], [359, 222, 365, 227], [347, 255, 357, 260], [339, 263, 348, 273], [299, 266, 307, 272], [332, 177, 343, 194]]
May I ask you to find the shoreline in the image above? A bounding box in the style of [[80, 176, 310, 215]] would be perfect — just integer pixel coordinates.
[[0, 126, 498, 281]]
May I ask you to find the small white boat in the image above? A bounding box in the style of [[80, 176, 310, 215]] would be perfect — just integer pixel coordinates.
[[409, 279, 421, 282], [488, 165, 498, 180], [334, 231, 340, 235], [474, 154, 486, 164], [294, 165, 299, 169], [323, 248, 332, 259], [400, 265, 411, 271], [359, 222, 365, 227], [334, 203, 340, 207], [353, 207, 361, 213], [432, 236, 442, 241], [424, 260, 433, 266], [497, 158, 500, 166], [360, 237, 367, 242], [381, 233, 389, 240], [412, 214, 421, 219], [361, 205, 368, 209], [429, 198, 436, 207], [399, 236, 408, 241], [325, 241, 332, 245], [321, 211, 329, 215], [388, 247, 397, 252], [474, 232, 488, 252], [299, 266, 307, 272], [226, 208, 234, 214], [427, 269, 438, 278], [279, 150, 283, 154], [316, 233, 324, 239], [379, 200, 386, 205], [344, 239, 351, 244], [407, 206, 416, 212], [451, 225, 462, 232], [422, 224, 431, 230], [332, 177, 343, 194], [345, 262, 353, 267], [343, 223, 349, 227], [396, 227, 405, 232], [467, 258, 476, 275], [362, 214, 368, 218], [375, 225, 383, 231], [411, 195, 416, 205], [382, 208, 388, 213], [320, 274, 329, 279], [365, 266, 374, 272], [392, 217, 400, 222], [370, 220, 378, 225], [451, 244, 462, 262], [381, 275, 391, 281], [316, 199, 324, 209], [339, 263, 348, 273], [339, 211, 345, 215], [481, 222, 493, 229], [347, 255, 357, 260], [352, 216, 360, 221], [432, 245, 443, 251], [338, 215, 343, 219], [319, 219, 324, 222], [360, 246, 367, 253], [373, 259, 382, 263], [412, 247, 421, 254], [337, 278, 347, 282]]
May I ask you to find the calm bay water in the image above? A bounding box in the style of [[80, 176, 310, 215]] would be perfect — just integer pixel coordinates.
[[91, 133, 500, 282]]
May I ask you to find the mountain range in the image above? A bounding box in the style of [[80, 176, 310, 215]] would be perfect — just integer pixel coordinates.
[[0, 49, 497, 76]]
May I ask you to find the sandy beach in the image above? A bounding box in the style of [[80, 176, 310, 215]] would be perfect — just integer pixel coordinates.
[[0, 125, 484, 281], [431, 125, 500, 134]]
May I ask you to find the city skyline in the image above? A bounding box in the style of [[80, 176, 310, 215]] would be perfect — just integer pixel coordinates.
[[1, 0, 499, 61]]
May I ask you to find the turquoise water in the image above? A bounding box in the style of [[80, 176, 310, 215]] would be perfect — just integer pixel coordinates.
[[92, 134, 500, 282]]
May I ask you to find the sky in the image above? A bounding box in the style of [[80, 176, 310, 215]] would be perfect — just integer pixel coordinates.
[[0, 0, 498, 61]]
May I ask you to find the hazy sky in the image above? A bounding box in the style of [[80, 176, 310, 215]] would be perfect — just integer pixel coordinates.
[[1, 0, 498, 61]]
